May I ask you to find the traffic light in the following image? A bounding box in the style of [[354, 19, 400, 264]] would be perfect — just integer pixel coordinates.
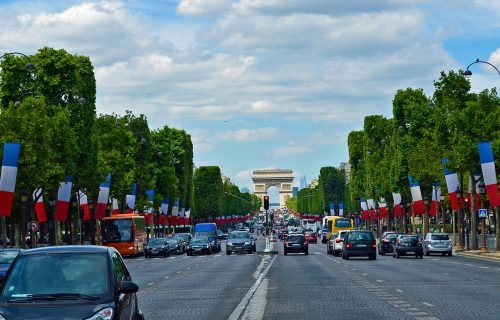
[[263, 196, 269, 210]]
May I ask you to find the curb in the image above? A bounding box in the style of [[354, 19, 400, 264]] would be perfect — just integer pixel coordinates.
[[257, 250, 279, 255], [455, 252, 500, 262]]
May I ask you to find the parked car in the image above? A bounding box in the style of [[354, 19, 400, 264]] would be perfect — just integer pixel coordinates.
[[176, 233, 192, 244], [186, 237, 212, 255], [393, 235, 423, 259], [342, 230, 376, 260], [423, 233, 453, 256], [144, 237, 170, 258], [217, 230, 228, 240], [304, 230, 317, 244], [226, 231, 253, 255], [166, 236, 185, 254], [284, 234, 308, 256], [0, 249, 22, 282], [327, 230, 350, 256], [378, 232, 401, 255], [321, 226, 329, 243], [0, 245, 144, 320]]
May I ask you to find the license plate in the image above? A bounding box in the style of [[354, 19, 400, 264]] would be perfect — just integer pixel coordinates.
[[357, 244, 367, 247], [293, 244, 300, 247], [406, 251, 414, 254]]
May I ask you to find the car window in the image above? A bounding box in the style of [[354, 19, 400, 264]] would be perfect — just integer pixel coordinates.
[[0, 251, 19, 264], [339, 231, 348, 238], [431, 234, 449, 240], [388, 234, 398, 240], [112, 252, 127, 282], [287, 235, 304, 243]]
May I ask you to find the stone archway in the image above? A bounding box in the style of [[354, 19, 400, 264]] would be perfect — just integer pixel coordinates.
[[252, 169, 294, 208]]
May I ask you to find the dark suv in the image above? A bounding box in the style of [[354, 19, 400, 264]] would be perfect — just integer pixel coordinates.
[[284, 234, 308, 255], [393, 235, 423, 259], [378, 232, 401, 255], [342, 230, 376, 260]]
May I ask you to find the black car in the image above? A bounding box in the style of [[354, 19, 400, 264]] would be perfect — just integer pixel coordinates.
[[393, 235, 423, 259], [226, 231, 253, 255], [0, 245, 143, 320], [342, 230, 376, 260], [217, 230, 228, 240], [166, 236, 185, 254], [144, 238, 170, 258], [176, 233, 192, 244], [284, 234, 308, 255], [186, 237, 212, 255], [378, 232, 401, 255], [0, 249, 21, 282]]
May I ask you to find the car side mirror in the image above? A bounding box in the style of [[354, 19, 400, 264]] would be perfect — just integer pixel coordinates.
[[119, 281, 139, 294]]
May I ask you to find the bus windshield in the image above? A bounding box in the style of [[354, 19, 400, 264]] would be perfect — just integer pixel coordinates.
[[101, 219, 133, 243]]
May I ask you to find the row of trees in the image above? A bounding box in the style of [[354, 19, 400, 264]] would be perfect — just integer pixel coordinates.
[[292, 70, 499, 250], [193, 166, 261, 220], [0, 47, 194, 245]]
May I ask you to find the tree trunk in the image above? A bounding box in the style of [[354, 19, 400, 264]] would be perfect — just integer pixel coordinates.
[[470, 173, 478, 250]]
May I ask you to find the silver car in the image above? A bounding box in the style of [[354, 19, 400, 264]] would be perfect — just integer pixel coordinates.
[[423, 233, 452, 256], [226, 231, 253, 255]]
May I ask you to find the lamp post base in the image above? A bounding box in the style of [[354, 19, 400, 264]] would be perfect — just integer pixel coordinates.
[[479, 246, 489, 253], [454, 244, 465, 252]]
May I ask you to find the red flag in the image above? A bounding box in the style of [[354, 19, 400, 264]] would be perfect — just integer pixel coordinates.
[[33, 189, 47, 223]]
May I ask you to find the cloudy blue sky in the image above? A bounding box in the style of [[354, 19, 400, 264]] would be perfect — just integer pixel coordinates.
[[1, 0, 499, 196]]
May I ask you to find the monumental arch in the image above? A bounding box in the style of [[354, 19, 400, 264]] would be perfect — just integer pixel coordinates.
[[252, 169, 294, 208]]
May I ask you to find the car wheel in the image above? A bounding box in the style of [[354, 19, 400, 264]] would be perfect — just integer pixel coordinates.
[[369, 254, 376, 260], [247, 249, 253, 254], [415, 254, 419, 259], [396, 251, 400, 259], [164, 251, 168, 258], [305, 250, 309, 255], [345, 254, 349, 260], [187, 252, 192, 256], [425, 249, 429, 256], [226, 251, 231, 255], [284, 250, 287, 256], [333, 250, 338, 257], [442, 252, 446, 256], [448, 252, 453, 257]]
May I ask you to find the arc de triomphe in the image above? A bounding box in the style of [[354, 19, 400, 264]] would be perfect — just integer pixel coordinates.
[[252, 169, 294, 208]]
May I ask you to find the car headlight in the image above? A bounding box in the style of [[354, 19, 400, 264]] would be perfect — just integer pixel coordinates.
[[245, 241, 251, 245], [161, 245, 166, 249], [85, 307, 114, 320], [227, 242, 233, 246], [206, 245, 210, 249]]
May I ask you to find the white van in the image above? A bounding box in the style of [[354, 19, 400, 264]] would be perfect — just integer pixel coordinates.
[[302, 219, 318, 233]]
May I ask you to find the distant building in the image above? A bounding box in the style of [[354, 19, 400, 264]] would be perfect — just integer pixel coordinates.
[[339, 162, 351, 184], [299, 175, 307, 190], [222, 174, 234, 185], [241, 187, 251, 194], [292, 187, 298, 197]]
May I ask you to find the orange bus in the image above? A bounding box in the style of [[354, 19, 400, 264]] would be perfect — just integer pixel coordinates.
[[101, 214, 147, 256]]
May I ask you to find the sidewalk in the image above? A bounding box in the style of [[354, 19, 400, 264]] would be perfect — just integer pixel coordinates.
[[455, 249, 500, 262]]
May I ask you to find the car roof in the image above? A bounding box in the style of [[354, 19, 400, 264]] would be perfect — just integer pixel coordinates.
[[20, 245, 111, 256]]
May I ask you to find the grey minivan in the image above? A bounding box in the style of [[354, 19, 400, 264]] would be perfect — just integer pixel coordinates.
[[423, 233, 453, 256]]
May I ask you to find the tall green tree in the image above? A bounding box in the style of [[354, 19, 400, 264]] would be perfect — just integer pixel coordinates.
[[193, 166, 223, 220]]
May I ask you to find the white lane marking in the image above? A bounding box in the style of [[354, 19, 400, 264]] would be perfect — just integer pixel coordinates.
[[165, 276, 169, 279], [480, 266, 491, 269], [432, 259, 439, 261], [187, 268, 191, 270], [241, 278, 269, 320], [395, 289, 403, 293], [344, 265, 348, 267], [470, 279, 478, 282], [464, 264, 475, 267], [352, 269, 357, 271], [176, 271, 182, 274], [228, 255, 278, 320], [422, 302, 434, 307], [138, 266, 143, 269], [376, 280, 383, 283], [452, 262, 460, 264], [362, 273, 368, 276], [443, 272, 450, 276], [253, 257, 268, 280], [147, 283, 154, 286]]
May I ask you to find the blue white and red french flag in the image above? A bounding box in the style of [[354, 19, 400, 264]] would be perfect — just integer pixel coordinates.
[[33, 188, 47, 223], [125, 183, 136, 213], [442, 158, 461, 210], [171, 198, 179, 225], [360, 198, 368, 219], [111, 198, 120, 215], [55, 176, 73, 221], [467, 173, 481, 211], [95, 174, 111, 220], [429, 183, 441, 217], [329, 201, 335, 215], [392, 192, 403, 218], [378, 198, 387, 219], [408, 175, 425, 215], [161, 197, 169, 215], [339, 203, 344, 216], [478, 142, 500, 207], [78, 190, 90, 221], [0, 143, 21, 217]]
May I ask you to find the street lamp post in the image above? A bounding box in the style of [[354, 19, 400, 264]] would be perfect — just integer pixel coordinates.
[[478, 180, 489, 253], [455, 186, 465, 251], [440, 194, 446, 232], [463, 59, 500, 78]]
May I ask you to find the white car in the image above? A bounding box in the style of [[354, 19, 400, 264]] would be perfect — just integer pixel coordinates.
[[327, 230, 350, 256]]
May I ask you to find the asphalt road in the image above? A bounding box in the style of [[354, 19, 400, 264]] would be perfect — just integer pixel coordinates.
[[126, 238, 500, 320]]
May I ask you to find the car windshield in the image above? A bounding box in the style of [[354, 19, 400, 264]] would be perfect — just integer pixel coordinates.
[[149, 238, 164, 246], [177, 234, 190, 241], [287, 235, 304, 244], [166, 238, 178, 244], [191, 238, 208, 244], [401, 236, 419, 243], [388, 234, 399, 240], [101, 219, 132, 243], [334, 219, 351, 228], [1, 253, 110, 300], [350, 232, 373, 241], [229, 232, 250, 240], [0, 251, 19, 264], [431, 234, 449, 240]]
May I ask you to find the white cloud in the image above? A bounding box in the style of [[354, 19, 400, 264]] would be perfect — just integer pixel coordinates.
[[217, 127, 278, 142], [489, 48, 500, 67], [177, 0, 231, 17], [270, 145, 313, 157]]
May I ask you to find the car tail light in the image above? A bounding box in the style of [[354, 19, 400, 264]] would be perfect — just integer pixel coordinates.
[[335, 239, 342, 243], [370, 242, 376, 249], [346, 242, 353, 248], [285, 242, 289, 246]]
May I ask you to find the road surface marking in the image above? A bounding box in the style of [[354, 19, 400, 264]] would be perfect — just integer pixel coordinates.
[[138, 266, 143, 269], [480, 266, 490, 269], [396, 289, 403, 293], [362, 273, 368, 276], [176, 271, 182, 274], [165, 276, 169, 279], [376, 280, 383, 283], [352, 268, 356, 271], [422, 302, 434, 307], [464, 264, 475, 267], [443, 272, 450, 275], [147, 283, 154, 286], [187, 268, 191, 270]]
